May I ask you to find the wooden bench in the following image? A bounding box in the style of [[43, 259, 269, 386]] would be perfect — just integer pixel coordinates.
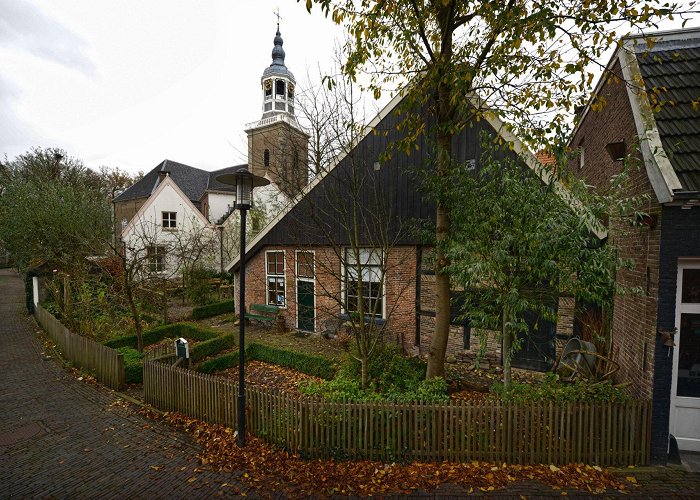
[[245, 303, 279, 324]]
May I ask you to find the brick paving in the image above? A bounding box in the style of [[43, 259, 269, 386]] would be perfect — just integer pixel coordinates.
[[0, 270, 248, 499], [2, 269, 700, 499]]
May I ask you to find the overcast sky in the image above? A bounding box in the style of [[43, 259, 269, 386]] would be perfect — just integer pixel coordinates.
[[0, 0, 346, 174], [1, 1, 697, 175]]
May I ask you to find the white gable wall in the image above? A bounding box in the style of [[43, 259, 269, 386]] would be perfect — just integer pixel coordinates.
[[123, 181, 219, 277], [207, 192, 236, 223]]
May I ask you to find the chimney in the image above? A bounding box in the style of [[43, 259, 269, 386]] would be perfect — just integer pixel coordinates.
[[158, 170, 171, 181]]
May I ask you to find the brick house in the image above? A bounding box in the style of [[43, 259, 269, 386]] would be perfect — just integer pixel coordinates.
[[570, 27, 700, 460], [226, 77, 585, 373]]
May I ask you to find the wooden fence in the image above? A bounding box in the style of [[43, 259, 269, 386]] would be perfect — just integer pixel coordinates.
[[143, 359, 651, 465], [34, 304, 125, 390]]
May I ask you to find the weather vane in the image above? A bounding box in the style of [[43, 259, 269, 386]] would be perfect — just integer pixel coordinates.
[[274, 7, 282, 30]]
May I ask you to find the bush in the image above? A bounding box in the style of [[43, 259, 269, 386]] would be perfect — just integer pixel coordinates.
[[341, 343, 426, 394], [245, 343, 337, 380], [190, 335, 236, 362], [117, 347, 145, 384], [299, 374, 449, 403], [185, 266, 214, 306], [104, 322, 220, 349], [198, 351, 239, 374], [191, 300, 235, 320], [490, 373, 630, 403]]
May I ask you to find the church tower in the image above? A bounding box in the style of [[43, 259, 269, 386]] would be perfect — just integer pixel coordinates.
[[246, 26, 309, 199]]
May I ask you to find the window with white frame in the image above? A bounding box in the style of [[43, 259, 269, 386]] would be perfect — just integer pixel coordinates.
[[162, 211, 177, 229], [345, 248, 384, 318], [147, 245, 166, 272], [266, 251, 286, 306]]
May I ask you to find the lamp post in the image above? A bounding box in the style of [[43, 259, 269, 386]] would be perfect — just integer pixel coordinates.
[[216, 167, 269, 447]]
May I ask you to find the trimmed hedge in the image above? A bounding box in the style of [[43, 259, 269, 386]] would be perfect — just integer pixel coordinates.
[[104, 322, 220, 349], [245, 343, 336, 380], [191, 300, 235, 320], [190, 335, 236, 363], [117, 347, 145, 384], [198, 351, 239, 374]]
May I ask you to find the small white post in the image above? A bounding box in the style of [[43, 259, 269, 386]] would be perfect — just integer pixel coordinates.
[[32, 276, 39, 307]]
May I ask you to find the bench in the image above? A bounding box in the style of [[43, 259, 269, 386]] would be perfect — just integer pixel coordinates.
[[245, 303, 279, 324]]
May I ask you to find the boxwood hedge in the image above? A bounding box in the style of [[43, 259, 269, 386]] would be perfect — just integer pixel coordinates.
[[191, 300, 235, 320], [104, 322, 220, 349]]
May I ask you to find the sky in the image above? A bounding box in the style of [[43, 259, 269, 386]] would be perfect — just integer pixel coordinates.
[[0, 0, 345, 174], [1, 1, 697, 176]]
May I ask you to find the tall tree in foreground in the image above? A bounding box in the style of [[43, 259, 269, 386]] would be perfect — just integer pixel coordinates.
[[302, 0, 691, 377]]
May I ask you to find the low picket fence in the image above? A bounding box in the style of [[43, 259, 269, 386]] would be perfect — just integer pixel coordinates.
[[143, 359, 651, 465], [34, 304, 125, 390]]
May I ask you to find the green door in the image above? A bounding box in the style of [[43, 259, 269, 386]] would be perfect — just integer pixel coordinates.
[[297, 280, 315, 331]]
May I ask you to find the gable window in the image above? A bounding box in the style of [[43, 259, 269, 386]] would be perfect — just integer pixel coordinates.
[[266, 251, 286, 306], [345, 248, 384, 318], [147, 245, 166, 273], [162, 211, 177, 229]]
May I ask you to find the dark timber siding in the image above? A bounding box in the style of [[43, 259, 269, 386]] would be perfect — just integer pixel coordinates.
[[248, 96, 519, 253], [652, 205, 700, 463]]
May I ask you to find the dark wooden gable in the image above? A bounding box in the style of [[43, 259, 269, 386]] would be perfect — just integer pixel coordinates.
[[246, 94, 521, 254]]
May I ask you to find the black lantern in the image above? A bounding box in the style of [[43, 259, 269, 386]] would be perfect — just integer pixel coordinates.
[[216, 166, 269, 447]]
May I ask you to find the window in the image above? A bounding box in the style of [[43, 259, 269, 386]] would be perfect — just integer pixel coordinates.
[[264, 79, 272, 98], [345, 248, 384, 318], [264, 148, 270, 167], [297, 251, 314, 279], [275, 79, 286, 97], [147, 245, 166, 272], [266, 251, 286, 306], [578, 141, 585, 170], [162, 211, 176, 229]]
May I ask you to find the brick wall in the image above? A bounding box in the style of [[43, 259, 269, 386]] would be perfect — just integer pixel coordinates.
[[570, 59, 662, 402], [237, 245, 417, 352]]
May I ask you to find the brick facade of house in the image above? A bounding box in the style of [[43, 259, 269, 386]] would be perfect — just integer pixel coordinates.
[[570, 60, 663, 401]]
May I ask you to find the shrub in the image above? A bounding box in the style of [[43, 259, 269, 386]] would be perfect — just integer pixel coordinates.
[[117, 347, 145, 384], [198, 351, 239, 374], [490, 372, 630, 403], [190, 335, 236, 362], [341, 343, 426, 394], [191, 300, 235, 320], [185, 266, 214, 306], [104, 322, 220, 349], [299, 374, 448, 403], [245, 343, 337, 380]]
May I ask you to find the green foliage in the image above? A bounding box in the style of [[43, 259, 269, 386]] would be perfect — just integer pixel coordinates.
[[197, 351, 239, 374], [342, 343, 426, 394], [300, 344, 446, 402], [189, 335, 236, 363], [490, 373, 629, 404], [104, 322, 219, 349], [185, 265, 214, 306], [0, 148, 111, 271], [245, 343, 337, 380], [191, 300, 235, 320], [117, 347, 145, 384]]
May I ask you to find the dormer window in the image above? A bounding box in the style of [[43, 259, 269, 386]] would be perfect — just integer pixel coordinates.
[[276, 80, 286, 97], [162, 211, 177, 229]]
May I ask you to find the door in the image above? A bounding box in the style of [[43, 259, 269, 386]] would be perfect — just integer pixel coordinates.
[[671, 263, 700, 451], [512, 309, 557, 372], [296, 251, 315, 332]]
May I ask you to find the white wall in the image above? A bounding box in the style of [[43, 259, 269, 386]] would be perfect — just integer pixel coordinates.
[[207, 192, 236, 223], [123, 182, 219, 277]]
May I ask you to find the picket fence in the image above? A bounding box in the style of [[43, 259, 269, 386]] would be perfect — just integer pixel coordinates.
[[34, 304, 125, 390], [143, 358, 651, 465]]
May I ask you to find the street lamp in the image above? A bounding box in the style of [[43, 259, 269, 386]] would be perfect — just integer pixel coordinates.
[[216, 167, 269, 447]]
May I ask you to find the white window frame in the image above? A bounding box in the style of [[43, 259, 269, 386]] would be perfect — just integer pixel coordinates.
[[342, 247, 386, 319], [162, 211, 177, 230], [295, 250, 316, 331], [265, 250, 287, 308]]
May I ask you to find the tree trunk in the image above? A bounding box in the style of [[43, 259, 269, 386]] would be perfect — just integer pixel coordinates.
[[124, 274, 144, 352], [502, 307, 512, 389]]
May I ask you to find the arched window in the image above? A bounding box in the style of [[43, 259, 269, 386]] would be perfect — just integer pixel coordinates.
[[264, 149, 270, 167]]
